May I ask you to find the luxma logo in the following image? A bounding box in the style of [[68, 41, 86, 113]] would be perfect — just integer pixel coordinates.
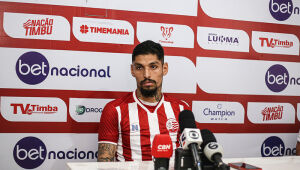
[[16, 51, 111, 85], [261, 136, 295, 157], [13, 136, 98, 169], [269, 0, 300, 21], [265, 64, 300, 92]]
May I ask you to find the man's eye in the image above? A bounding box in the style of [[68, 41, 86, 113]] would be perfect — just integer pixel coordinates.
[[136, 66, 142, 70], [151, 65, 158, 69]]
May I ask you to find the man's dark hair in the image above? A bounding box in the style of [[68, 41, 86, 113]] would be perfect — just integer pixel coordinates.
[[132, 40, 164, 63]]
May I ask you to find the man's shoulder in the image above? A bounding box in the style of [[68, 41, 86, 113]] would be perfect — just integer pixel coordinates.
[[105, 92, 135, 108], [164, 94, 190, 107]]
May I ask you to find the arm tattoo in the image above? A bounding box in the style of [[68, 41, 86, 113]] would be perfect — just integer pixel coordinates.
[[98, 143, 117, 162]]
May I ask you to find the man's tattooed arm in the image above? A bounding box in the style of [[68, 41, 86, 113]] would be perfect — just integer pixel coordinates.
[[97, 143, 117, 162]]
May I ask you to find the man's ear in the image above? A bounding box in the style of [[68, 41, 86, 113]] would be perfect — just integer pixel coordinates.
[[131, 64, 135, 77], [163, 62, 168, 76]]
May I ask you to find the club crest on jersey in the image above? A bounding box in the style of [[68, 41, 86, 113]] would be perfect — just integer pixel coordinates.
[[166, 118, 179, 133], [130, 123, 139, 133]]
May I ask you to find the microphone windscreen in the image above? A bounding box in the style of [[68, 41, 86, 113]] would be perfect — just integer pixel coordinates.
[[200, 129, 217, 149], [179, 110, 197, 133], [151, 134, 173, 158]]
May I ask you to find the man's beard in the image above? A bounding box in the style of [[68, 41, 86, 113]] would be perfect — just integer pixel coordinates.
[[139, 79, 158, 97]]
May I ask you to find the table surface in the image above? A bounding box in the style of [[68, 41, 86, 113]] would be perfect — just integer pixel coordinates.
[[67, 156, 300, 170]]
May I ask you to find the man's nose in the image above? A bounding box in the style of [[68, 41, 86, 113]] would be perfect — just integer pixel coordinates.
[[144, 67, 151, 78]]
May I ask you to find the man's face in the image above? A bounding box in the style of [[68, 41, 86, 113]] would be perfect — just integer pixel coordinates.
[[131, 54, 168, 97]]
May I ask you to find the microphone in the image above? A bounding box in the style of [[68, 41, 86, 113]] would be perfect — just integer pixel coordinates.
[[201, 129, 229, 170], [179, 110, 202, 170], [151, 134, 173, 170]]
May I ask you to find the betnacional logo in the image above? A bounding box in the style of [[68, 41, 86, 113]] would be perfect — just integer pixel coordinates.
[[73, 17, 134, 44], [166, 118, 179, 133], [1, 96, 67, 122], [247, 102, 295, 124], [264, 64, 300, 93], [15, 51, 111, 85], [192, 101, 244, 124], [3, 12, 70, 41], [252, 31, 299, 55], [14, 136, 47, 169], [160, 26, 174, 44], [265, 64, 289, 92], [269, 0, 299, 21], [13, 136, 98, 169], [261, 105, 283, 121], [197, 27, 249, 52], [261, 136, 295, 157], [137, 22, 194, 48]]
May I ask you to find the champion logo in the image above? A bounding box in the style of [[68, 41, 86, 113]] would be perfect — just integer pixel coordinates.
[[166, 118, 179, 133], [159, 26, 174, 44], [261, 105, 283, 121], [23, 18, 53, 36], [259, 37, 293, 48]]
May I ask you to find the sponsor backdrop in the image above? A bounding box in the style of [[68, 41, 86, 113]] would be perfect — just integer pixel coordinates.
[[0, 0, 299, 169]]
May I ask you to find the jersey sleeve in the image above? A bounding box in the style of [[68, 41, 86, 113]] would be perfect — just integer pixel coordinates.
[[98, 102, 119, 144]]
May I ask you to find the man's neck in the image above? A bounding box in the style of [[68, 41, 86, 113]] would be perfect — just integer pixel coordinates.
[[136, 90, 162, 103]]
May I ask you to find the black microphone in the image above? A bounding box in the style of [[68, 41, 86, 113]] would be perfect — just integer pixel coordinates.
[[179, 110, 202, 170], [200, 129, 229, 170]]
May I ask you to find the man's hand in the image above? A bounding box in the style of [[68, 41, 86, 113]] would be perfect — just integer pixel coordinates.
[[97, 143, 117, 162]]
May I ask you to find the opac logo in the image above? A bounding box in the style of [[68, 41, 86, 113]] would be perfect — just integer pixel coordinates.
[[208, 33, 239, 45], [11, 103, 58, 115], [13, 136, 98, 169], [75, 105, 103, 115], [259, 37, 293, 48], [160, 26, 174, 44], [23, 18, 53, 36], [13, 136, 47, 169], [261, 105, 283, 121], [265, 64, 300, 92], [269, 0, 299, 21], [16, 51, 111, 85], [261, 136, 295, 157]]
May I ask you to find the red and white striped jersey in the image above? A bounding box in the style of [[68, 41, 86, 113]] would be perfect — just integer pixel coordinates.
[[98, 91, 190, 161]]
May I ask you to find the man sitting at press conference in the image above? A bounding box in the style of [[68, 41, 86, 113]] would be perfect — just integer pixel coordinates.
[[97, 40, 190, 161]]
